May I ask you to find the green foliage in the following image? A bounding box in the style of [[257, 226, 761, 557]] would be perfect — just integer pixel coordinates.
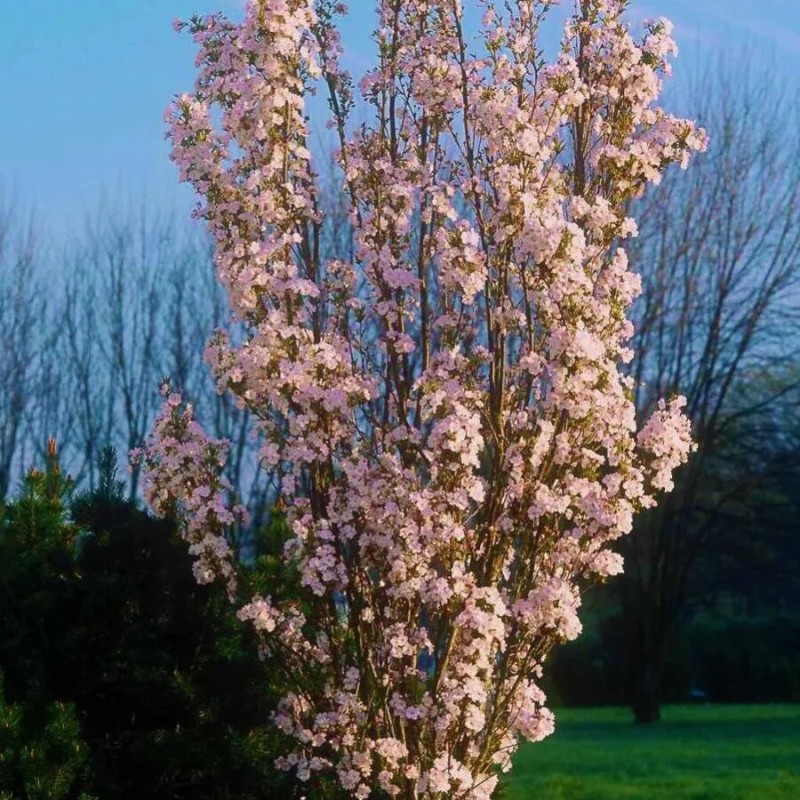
[[543, 596, 627, 708], [0, 442, 80, 711], [245, 507, 302, 603], [547, 599, 800, 707], [0, 447, 300, 799], [0, 672, 94, 800], [684, 610, 800, 703], [0, 446, 94, 799]]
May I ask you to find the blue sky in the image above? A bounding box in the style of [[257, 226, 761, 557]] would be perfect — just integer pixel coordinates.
[[1, 0, 797, 237]]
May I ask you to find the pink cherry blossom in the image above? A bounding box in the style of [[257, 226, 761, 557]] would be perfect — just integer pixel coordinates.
[[137, 1, 705, 797]]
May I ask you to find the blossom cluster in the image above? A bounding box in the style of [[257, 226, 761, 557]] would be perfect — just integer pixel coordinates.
[[138, 1, 706, 797], [132, 385, 246, 598]]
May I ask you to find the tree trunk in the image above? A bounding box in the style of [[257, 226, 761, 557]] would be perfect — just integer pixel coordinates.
[[631, 652, 664, 723]]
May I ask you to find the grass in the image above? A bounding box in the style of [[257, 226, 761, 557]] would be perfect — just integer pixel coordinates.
[[502, 705, 800, 800]]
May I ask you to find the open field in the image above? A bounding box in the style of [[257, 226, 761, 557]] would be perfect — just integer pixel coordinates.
[[503, 705, 800, 800]]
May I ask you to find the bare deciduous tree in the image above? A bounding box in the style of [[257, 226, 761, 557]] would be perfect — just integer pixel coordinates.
[[59, 200, 273, 531], [2, 177, 349, 543], [0, 198, 45, 500], [620, 59, 800, 722]]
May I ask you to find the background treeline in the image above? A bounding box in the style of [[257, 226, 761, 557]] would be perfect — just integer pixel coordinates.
[[1, 55, 799, 798], [0, 195, 273, 543]]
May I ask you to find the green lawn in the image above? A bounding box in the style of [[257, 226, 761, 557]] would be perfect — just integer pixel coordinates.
[[503, 705, 800, 800]]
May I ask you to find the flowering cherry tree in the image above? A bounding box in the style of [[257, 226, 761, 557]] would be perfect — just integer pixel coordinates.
[[136, 1, 706, 797]]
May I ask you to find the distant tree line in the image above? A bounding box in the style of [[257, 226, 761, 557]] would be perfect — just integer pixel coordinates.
[[0, 195, 274, 553]]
